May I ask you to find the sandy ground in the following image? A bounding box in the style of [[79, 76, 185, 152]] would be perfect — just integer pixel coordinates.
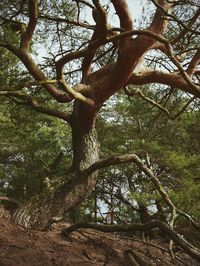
[[0, 215, 198, 266]]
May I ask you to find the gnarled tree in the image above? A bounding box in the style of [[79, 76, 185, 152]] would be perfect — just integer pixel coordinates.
[[0, 0, 199, 229]]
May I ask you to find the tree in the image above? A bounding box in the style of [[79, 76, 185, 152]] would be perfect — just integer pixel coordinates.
[[0, 0, 199, 229]]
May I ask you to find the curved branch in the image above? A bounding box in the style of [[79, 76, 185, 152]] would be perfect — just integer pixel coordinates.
[[0, 79, 57, 92], [92, 0, 174, 104], [177, 210, 200, 233], [111, 0, 133, 32], [62, 220, 200, 262], [0, 44, 95, 105], [127, 69, 200, 97], [82, 153, 175, 217], [73, 0, 94, 9], [81, 0, 108, 80], [59, 80, 94, 106], [21, 0, 38, 50], [1, 43, 72, 103]]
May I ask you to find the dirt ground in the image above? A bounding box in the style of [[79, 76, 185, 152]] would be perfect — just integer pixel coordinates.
[[0, 214, 199, 266]]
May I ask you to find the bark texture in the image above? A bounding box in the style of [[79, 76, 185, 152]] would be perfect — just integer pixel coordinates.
[[13, 101, 100, 229]]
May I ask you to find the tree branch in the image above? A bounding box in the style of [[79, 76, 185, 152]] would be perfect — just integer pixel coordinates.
[[124, 86, 195, 120], [21, 0, 38, 50], [0, 79, 57, 91], [187, 47, 200, 75], [81, 0, 108, 80], [0, 43, 73, 103], [127, 69, 200, 97], [82, 153, 175, 217], [0, 91, 70, 121], [62, 220, 200, 262], [39, 15, 95, 30], [150, 0, 200, 35], [177, 210, 200, 234], [171, 7, 200, 45]]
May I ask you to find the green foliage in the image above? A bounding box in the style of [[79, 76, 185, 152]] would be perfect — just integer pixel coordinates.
[[0, 100, 72, 201], [95, 87, 200, 223], [0, 47, 19, 86], [170, 178, 200, 217]]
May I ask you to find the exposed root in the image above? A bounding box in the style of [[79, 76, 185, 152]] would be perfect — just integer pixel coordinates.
[[62, 220, 200, 263]]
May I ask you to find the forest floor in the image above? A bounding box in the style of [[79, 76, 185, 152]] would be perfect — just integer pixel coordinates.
[[0, 214, 199, 266]]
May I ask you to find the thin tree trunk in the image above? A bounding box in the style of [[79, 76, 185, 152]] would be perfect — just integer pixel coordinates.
[[13, 101, 100, 229]]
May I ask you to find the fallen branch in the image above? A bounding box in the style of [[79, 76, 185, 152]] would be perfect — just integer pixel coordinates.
[[62, 221, 200, 262]]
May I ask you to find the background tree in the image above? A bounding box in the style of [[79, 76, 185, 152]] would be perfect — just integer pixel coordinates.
[[0, 0, 199, 232]]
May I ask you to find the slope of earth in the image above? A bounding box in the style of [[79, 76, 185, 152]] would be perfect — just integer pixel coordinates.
[[0, 216, 198, 266]]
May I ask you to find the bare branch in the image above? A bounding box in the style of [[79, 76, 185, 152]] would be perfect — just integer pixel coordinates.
[[92, 0, 174, 103], [1, 43, 95, 106], [56, 47, 90, 81], [81, 0, 108, 80], [58, 80, 95, 106], [110, 0, 133, 61], [177, 210, 200, 233], [72, 0, 94, 9]]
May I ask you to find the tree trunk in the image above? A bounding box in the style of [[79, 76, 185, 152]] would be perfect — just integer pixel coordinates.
[[13, 101, 100, 229]]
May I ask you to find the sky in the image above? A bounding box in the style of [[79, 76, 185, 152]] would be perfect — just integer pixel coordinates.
[[35, 0, 154, 64], [127, 0, 146, 19], [88, 0, 153, 29]]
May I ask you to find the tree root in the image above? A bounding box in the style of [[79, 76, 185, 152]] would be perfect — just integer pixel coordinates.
[[124, 249, 154, 266], [177, 210, 200, 233], [62, 220, 200, 263], [0, 196, 20, 207]]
